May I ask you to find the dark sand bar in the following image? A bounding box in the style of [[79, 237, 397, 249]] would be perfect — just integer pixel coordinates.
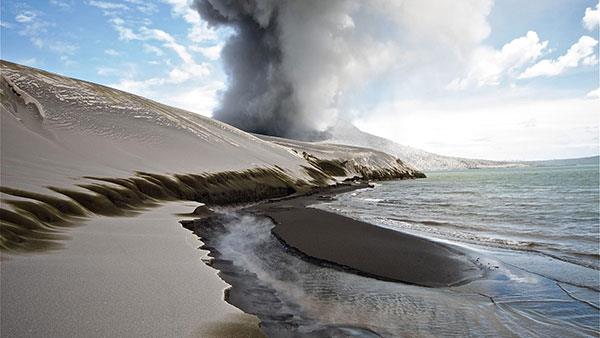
[[258, 191, 484, 287]]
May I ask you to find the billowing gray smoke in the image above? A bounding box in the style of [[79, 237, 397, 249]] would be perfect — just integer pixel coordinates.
[[193, 0, 494, 139], [193, 1, 300, 138], [193, 0, 357, 139]]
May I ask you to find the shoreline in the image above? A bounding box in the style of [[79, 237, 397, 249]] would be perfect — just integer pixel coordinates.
[[1, 201, 266, 337], [252, 182, 485, 288], [181, 180, 486, 335], [182, 179, 600, 338]]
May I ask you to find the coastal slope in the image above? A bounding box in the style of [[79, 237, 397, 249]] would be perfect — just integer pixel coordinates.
[[0, 60, 423, 252], [0, 60, 423, 337]]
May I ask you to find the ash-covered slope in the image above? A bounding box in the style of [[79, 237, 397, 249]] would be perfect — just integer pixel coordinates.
[[326, 121, 522, 172], [0, 60, 422, 252], [258, 134, 425, 180]]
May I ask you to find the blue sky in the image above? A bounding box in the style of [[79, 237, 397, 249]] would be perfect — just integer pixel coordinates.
[[1, 0, 231, 116], [1, 0, 598, 160]]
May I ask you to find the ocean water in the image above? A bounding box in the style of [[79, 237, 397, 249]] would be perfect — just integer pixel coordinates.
[[198, 165, 600, 337], [321, 165, 599, 272]]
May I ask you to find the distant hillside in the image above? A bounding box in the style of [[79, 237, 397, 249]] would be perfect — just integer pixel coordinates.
[[324, 122, 523, 172], [525, 156, 600, 167]]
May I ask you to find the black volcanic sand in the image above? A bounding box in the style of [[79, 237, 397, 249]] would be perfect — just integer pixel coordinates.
[[253, 184, 484, 288], [181, 182, 486, 336]]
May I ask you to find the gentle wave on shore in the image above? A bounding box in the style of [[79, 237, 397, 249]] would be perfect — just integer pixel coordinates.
[[320, 165, 600, 272], [186, 209, 599, 337]]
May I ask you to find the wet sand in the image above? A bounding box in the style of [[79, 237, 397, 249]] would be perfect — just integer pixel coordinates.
[[255, 186, 484, 287], [180, 183, 492, 336]]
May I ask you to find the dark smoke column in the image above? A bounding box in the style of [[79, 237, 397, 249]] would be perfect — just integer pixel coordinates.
[[194, 0, 317, 139]]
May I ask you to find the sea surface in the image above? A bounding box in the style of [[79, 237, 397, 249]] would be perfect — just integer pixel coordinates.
[[200, 165, 600, 337], [324, 164, 600, 272]]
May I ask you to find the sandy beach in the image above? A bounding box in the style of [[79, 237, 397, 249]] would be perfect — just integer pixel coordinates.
[[1, 201, 265, 337], [182, 180, 599, 337], [261, 200, 483, 288], [0, 61, 424, 337]]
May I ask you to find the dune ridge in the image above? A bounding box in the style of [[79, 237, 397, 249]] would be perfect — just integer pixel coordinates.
[[0, 60, 424, 253]]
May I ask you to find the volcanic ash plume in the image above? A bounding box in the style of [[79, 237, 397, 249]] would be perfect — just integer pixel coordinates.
[[193, 0, 493, 139], [193, 0, 356, 139]]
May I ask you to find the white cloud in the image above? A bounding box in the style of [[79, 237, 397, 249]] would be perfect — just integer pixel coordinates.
[[355, 94, 599, 160], [586, 87, 600, 99], [124, 0, 158, 15], [104, 48, 120, 56], [111, 59, 210, 92], [162, 0, 218, 42], [582, 54, 599, 66], [31, 38, 44, 48], [448, 31, 548, 90], [108, 28, 211, 105], [88, 1, 128, 11], [107, 19, 199, 66], [99, 7, 215, 117], [168, 63, 211, 82], [189, 43, 223, 60], [14, 10, 78, 56], [50, 0, 74, 9], [139, 4, 158, 14], [583, 1, 600, 30], [48, 41, 78, 55], [143, 44, 164, 56], [18, 15, 48, 40], [139, 27, 194, 64], [519, 35, 598, 79], [15, 11, 37, 23], [111, 78, 161, 93], [97, 66, 119, 76], [161, 0, 227, 63], [90, 0, 154, 19], [109, 78, 223, 117], [60, 55, 76, 67], [0, 21, 13, 28], [163, 82, 225, 116], [110, 17, 140, 41]]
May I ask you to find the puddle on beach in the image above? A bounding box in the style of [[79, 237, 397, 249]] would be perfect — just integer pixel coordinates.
[[184, 212, 599, 337]]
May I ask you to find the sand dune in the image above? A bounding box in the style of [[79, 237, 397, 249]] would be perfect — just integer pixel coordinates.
[[0, 60, 422, 252], [0, 60, 423, 337]]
